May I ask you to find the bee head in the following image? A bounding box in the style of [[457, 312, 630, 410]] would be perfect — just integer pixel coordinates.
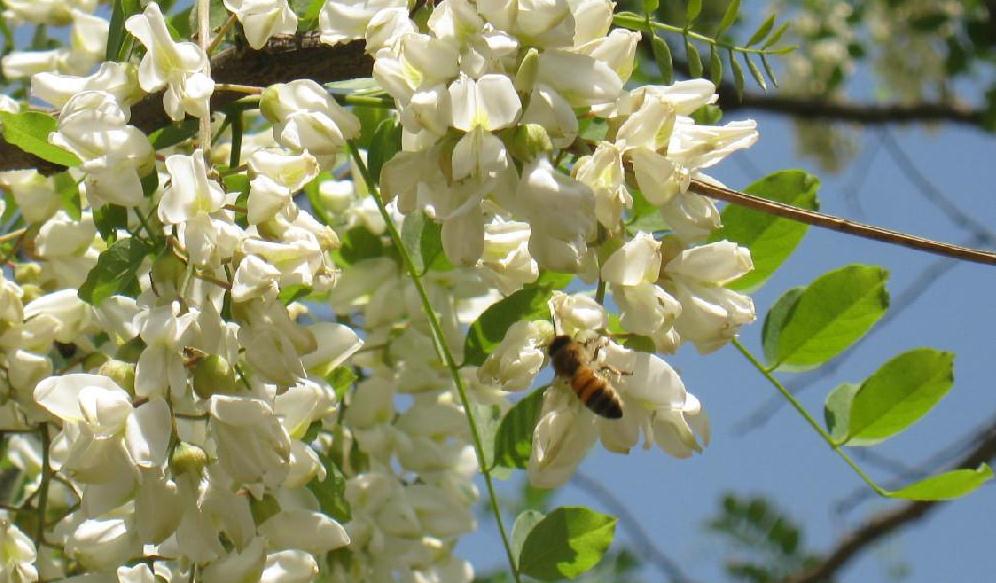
[[547, 335, 572, 356]]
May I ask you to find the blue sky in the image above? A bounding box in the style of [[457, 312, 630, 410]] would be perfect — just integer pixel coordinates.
[[460, 112, 996, 581]]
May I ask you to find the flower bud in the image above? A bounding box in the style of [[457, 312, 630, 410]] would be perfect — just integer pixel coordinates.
[[13, 262, 41, 285], [514, 48, 539, 93], [170, 442, 209, 477], [97, 359, 135, 394], [192, 354, 238, 399], [506, 123, 553, 162], [151, 252, 187, 289]]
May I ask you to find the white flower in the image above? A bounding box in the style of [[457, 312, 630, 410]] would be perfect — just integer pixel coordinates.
[[0, 520, 37, 582], [478, 218, 539, 295], [49, 91, 155, 208], [126, 2, 214, 120], [318, 0, 407, 46], [260, 550, 319, 583], [260, 79, 361, 157], [223, 0, 297, 49], [548, 291, 606, 337], [601, 232, 681, 352], [527, 386, 597, 488], [449, 73, 522, 132], [134, 302, 196, 399], [515, 157, 596, 272], [210, 394, 291, 488], [662, 241, 756, 354], [478, 320, 553, 390]]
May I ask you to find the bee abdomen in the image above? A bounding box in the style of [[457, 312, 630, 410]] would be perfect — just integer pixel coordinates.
[[571, 369, 623, 419]]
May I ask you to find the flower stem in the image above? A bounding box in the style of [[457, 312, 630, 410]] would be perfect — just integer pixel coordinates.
[[731, 338, 888, 496], [347, 143, 523, 583], [35, 423, 51, 546]]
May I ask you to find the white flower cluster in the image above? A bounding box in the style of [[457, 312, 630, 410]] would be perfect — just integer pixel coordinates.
[[0, 0, 761, 580]]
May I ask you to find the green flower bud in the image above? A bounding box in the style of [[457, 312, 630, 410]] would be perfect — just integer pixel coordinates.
[[171, 442, 209, 477], [83, 352, 110, 371], [515, 48, 540, 93], [259, 84, 283, 123], [98, 359, 135, 394], [13, 262, 41, 285], [117, 336, 147, 363], [507, 124, 553, 162], [151, 252, 187, 289], [250, 494, 282, 525], [192, 354, 239, 399]]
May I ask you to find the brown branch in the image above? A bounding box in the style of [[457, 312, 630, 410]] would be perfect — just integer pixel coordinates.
[[782, 420, 996, 583], [689, 179, 996, 266], [0, 33, 373, 175], [717, 90, 986, 128]]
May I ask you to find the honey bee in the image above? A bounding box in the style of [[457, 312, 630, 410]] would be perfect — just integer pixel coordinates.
[[547, 335, 624, 419]]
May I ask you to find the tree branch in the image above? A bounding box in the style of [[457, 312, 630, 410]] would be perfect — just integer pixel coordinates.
[[717, 90, 987, 128], [0, 33, 373, 175], [781, 419, 996, 583], [689, 179, 996, 266]]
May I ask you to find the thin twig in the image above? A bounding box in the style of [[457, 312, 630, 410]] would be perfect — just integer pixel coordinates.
[[572, 471, 696, 583], [781, 419, 996, 583], [689, 179, 996, 266], [206, 13, 238, 55]]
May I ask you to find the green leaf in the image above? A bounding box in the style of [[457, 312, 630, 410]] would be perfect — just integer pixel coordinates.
[[709, 45, 723, 86], [293, 0, 325, 30], [54, 172, 81, 220], [0, 111, 81, 167], [105, 0, 141, 61], [715, 0, 740, 36], [401, 211, 427, 274], [824, 382, 859, 443], [844, 349, 955, 445], [762, 21, 790, 49], [308, 454, 351, 522], [685, 0, 702, 24], [744, 54, 767, 91], [366, 117, 401, 187], [518, 507, 617, 581], [764, 265, 889, 371], [149, 119, 198, 149], [79, 238, 154, 305], [710, 170, 820, 291], [464, 284, 559, 367], [420, 216, 452, 273], [492, 388, 546, 470], [511, 510, 546, 566], [326, 366, 358, 402], [747, 14, 776, 47], [760, 286, 803, 365], [303, 171, 334, 227], [760, 53, 778, 87], [887, 465, 993, 501], [729, 48, 744, 98], [641, 0, 658, 15], [651, 36, 673, 84], [686, 38, 703, 78], [336, 226, 384, 266], [93, 204, 129, 242]]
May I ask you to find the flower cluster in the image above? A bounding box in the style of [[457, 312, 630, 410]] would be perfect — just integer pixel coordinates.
[[0, 0, 760, 580]]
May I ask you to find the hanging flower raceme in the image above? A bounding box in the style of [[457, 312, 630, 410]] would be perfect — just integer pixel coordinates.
[[0, 0, 768, 579]]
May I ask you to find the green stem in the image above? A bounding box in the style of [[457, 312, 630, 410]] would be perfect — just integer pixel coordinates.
[[35, 424, 51, 546], [731, 339, 888, 496], [229, 110, 243, 169], [339, 94, 396, 108], [347, 143, 523, 583], [613, 13, 795, 56]]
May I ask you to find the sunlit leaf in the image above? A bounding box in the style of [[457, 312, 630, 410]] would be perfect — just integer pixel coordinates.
[[764, 265, 889, 371], [518, 507, 617, 580], [492, 388, 546, 470], [888, 465, 992, 501], [711, 170, 820, 291], [0, 111, 81, 167], [844, 349, 954, 445]]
